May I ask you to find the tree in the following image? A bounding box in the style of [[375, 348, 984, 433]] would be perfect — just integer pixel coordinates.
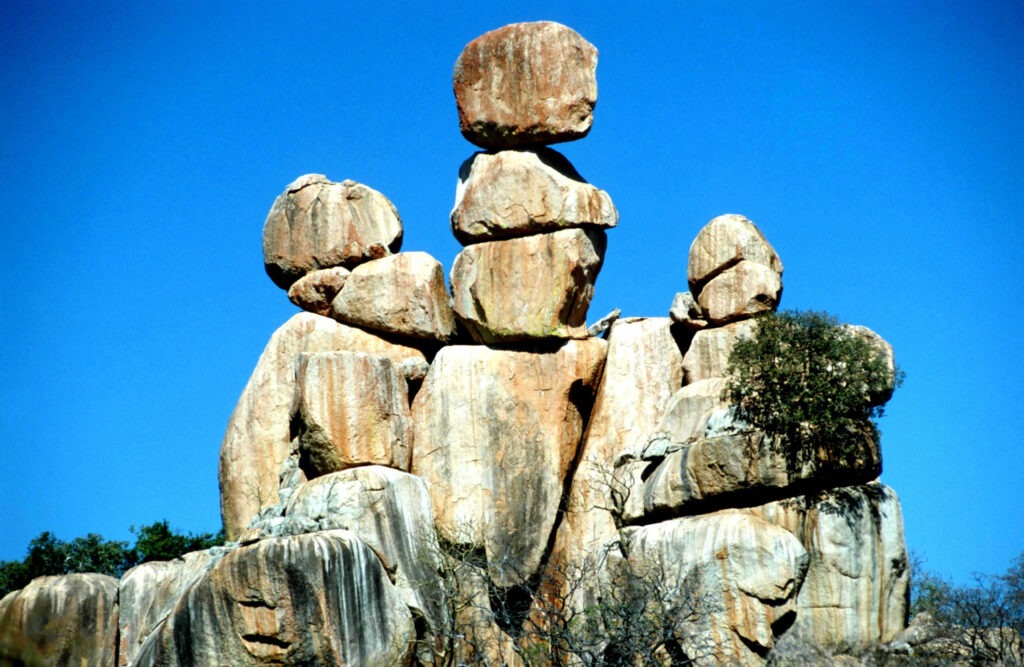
[[908, 552, 1024, 664], [0, 522, 224, 598], [131, 521, 223, 564], [724, 310, 902, 474]]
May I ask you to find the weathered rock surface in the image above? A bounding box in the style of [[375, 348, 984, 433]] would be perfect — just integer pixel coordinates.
[[118, 549, 224, 666], [616, 425, 881, 523], [656, 377, 731, 446], [0, 573, 118, 666], [219, 313, 427, 540], [670, 290, 708, 331], [750, 483, 909, 648], [138, 531, 415, 666], [697, 259, 782, 324], [279, 468, 446, 631], [331, 251, 455, 342], [552, 318, 684, 613], [411, 339, 606, 586], [623, 511, 808, 665], [681, 318, 757, 383], [450, 228, 605, 342], [688, 214, 783, 294], [295, 351, 412, 477], [262, 174, 403, 289], [451, 149, 617, 243], [453, 21, 598, 149], [286, 266, 350, 315]]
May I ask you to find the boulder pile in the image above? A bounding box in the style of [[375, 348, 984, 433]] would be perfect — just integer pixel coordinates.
[[0, 21, 909, 667]]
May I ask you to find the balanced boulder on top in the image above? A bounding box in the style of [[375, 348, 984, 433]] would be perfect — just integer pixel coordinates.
[[453, 21, 598, 149]]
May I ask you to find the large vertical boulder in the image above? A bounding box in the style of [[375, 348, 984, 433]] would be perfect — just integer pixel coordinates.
[[0, 573, 118, 666], [295, 351, 413, 477], [623, 511, 808, 666], [750, 483, 910, 648], [411, 339, 606, 586], [453, 21, 598, 149], [450, 228, 606, 343], [138, 531, 415, 666], [218, 312, 426, 540], [262, 175, 403, 289], [450, 149, 617, 243]]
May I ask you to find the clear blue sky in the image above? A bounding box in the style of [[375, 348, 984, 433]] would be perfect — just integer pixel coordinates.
[[2, 2, 1021, 585]]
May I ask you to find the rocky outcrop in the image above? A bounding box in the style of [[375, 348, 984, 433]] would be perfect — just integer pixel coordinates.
[[411, 339, 606, 586], [138, 531, 415, 666], [0, 573, 118, 666], [6, 21, 913, 667], [453, 21, 598, 149], [450, 228, 606, 343], [219, 312, 426, 540], [331, 251, 456, 342], [262, 175, 403, 289], [451, 148, 617, 243]]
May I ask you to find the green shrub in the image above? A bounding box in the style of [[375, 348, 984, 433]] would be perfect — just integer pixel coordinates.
[[724, 310, 902, 473]]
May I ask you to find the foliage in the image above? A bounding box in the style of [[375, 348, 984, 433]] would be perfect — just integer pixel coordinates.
[[424, 538, 719, 666], [908, 551, 1024, 664], [725, 310, 903, 473], [0, 522, 224, 599]]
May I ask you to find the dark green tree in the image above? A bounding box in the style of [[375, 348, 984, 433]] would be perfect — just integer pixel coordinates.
[[724, 310, 902, 474], [131, 520, 224, 564]]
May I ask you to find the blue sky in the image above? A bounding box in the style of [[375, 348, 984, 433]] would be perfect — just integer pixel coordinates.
[[1, 2, 1021, 584]]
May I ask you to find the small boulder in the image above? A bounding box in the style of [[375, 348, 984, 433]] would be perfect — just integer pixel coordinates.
[[331, 251, 456, 342], [287, 267, 351, 315], [451, 149, 617, 243], [262, 175, 403, 289], [687, 214, 782, 294], [681, 319, 757, 383], [454, 21, 598, 149], [697, 259, 782, 324]]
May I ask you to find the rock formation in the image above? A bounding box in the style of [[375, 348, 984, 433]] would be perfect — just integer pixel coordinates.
[[2, 21, 910, 667]]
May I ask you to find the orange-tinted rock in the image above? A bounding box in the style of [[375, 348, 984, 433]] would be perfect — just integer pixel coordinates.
[[451, 148, 617, 243], [687, 214, 783, 294], [450, 228, 605, 343], [287, 266, 350, 315], [0, 573, 118, 666], [262, 174, 402, 289], [454, 22, 598, 149]]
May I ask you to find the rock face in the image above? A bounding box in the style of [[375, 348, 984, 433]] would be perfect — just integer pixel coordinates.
[[262, 174, 403, 289], [453, 21, 598, 149], [451, 148, 617, 243], [450, 228, 606, 342], [624, 511, 808, 665], [751, 483, 910, 647], [8, 22, 913, 667], [411, 339, 606, 586], [219, 312, 426, 540], [139, 531, 415, 666], [331, 251, 456, 342], [0, 573, 118, 666], [117, 549, 223, 666], [295, 351, 412, 476]]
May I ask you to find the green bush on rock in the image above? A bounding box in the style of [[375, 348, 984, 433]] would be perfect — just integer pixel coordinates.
[[724, 310, 903, 474]]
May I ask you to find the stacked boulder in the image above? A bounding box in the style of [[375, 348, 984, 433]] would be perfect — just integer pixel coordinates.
[[0, 21, 910, 667]]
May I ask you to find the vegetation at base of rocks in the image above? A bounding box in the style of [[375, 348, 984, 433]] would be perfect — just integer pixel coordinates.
[[0, 521, 224, 598], [423, 539, 721, 666], [725, 309, 903, 474], [904, 550, 1024, 665]]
